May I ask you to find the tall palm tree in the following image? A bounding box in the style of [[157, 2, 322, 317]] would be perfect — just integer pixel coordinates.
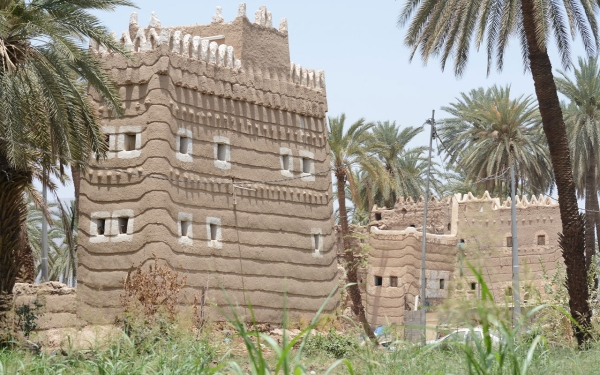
[[0, 0, 134, 335], [329, 114, 382, 340], [368, 121, 429, 206], [556, 57, 600, 272], [399, 0, 595, 344], [439, 86, 553, 197]]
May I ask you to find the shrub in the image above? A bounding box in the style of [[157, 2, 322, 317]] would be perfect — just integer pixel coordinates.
[[304, 328, 357, 359]]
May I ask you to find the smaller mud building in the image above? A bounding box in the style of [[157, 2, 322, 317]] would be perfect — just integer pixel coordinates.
[[364, 192, 564, 327], [78, 5, 338, 324]]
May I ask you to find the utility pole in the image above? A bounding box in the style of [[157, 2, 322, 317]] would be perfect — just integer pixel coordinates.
[[510, 163, 521, 326], [420, 110, 435, 345], [41, 170, 49, 282]]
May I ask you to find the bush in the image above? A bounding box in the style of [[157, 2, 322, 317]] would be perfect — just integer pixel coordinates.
[[304, 328, 357, 359]]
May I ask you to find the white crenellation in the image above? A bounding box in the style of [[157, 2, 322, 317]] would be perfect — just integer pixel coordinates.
[[129, 12, 138, 26], [237, 3, 246, 18], [183, 34, 192, 56], [135, 28, 151, 51], [147, 28, 159, 49], [148, 11, 161, 28], [212, 6, 224, 23], [217, 44, 227, 66], [266, 12, 273, 28], [121, 31, 134, 52], [226, 46, 235, 67], [200, 39, 209, 61], [209, 41, 218, 64], [279, 18, 288, 33], [159, 28, 171, 46], [192, 36, 201, 58], [172, 30, 182, 54]]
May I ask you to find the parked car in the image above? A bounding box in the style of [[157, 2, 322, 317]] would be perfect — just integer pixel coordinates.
[[426, 327, 502, 346]]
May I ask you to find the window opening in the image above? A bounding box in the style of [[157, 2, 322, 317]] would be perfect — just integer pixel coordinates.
[[217, 143, 227, 161], [375, 213, 382, 221], [96, 219, 106, 235], [374, 276, 383, 286], [282, 154, 291, 171], [447, 223, 451, 231], [210, 223, 218, 241], [179, 137, 190, 154], [470, 282, 477, 291], [313, 234, 320, 251], [181, 221, 190, 237], [440, 279, 445, 290], [506, 236, 513, 247], [301, 157, 311, 174], [124, 133, 136, 151], [118, 217, 129, 234], [390, 276, 398, 287], [105, 135, 111, 149], [537, 235, 546, 245]]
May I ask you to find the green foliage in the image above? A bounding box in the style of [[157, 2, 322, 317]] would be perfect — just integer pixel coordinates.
[[304, 328, 357, 359], [14, 300, 43, 338]]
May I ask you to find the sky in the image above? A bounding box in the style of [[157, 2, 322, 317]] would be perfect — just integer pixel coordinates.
[[49, 0, 589, 200]]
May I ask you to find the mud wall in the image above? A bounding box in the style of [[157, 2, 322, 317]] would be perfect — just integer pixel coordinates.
[[78, 6, 337, 325]]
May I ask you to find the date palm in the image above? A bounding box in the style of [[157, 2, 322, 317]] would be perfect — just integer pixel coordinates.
[[399, 0, 594, 344], [439, 85, 553, 197], [329, 114, 384, 340], [556, 57, 600, 272], [0, 0, 134, 336]]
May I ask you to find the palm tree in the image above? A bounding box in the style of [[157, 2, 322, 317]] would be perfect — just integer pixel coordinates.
[[438, 86, 553, 197], [0, 0, 134, 335], [329, 114, 383, 340], [368, 121, 429, 206], [556, 57, 600, 272], [399, 0, 594, 345]]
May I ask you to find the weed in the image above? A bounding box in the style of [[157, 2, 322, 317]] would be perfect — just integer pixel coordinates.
[[304, 328, 357, 359], [14, 299, 43, 338]]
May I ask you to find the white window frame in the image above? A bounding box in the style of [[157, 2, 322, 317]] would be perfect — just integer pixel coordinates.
[[90, 212, 111, 243], [111, 209, 134, 242], [117, 126, 142, 159], [206, 217, 223, 249], [299, 150, 315, 182], [311, 227, 323, 258], [279, 147, 294, 177], [213, 136, 231, 170], [176, 129, 193, 163]]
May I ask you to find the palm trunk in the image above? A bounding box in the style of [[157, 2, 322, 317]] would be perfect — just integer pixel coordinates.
[[71, 165, 81, 217], [521, 0, 591, 346], [336, 170, 375, 340], [0, 152, 30, 342], [585, 160, 597, 273], [594, 168, 600, 267]]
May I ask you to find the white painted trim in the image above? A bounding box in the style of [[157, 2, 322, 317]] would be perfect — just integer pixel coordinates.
[[279, 147, 294, 177], [213, 136, 231, 170], [89, 211, 111, 243], [111, 209, 134, 242], [176, 128, 194, 163], [206, 217, 222, 249], [299, 150, 315, 182]]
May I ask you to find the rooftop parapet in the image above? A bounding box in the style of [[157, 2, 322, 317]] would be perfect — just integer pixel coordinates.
[[89, 4, 325, 92]]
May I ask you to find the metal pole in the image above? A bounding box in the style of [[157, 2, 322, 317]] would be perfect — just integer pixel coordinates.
[[41, 171, 49, 282], [420, 110, 435, 344], [510, 164, 521, 325]]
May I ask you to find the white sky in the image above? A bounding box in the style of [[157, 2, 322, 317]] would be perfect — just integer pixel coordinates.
[[50, 0, 589, 200]]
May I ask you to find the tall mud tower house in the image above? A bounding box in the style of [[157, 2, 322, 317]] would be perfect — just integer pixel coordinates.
[[79, 4, 337, 324]]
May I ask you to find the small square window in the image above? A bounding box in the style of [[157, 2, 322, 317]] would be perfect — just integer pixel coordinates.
[[282, 154, 291, 171], [470, 282, 477, 291], [390, 276, 398, 287], [217, 143, 227, 161], [506, 236, 513, 247], [96, 219, 106, 236], [124, 134, 137, 151], [313, 234, 320, 251], [210, 223, 218, 241], [374, 276, 383, 286], [375, 213, 382, 221], [537, 235, 546, 245], [179, 137, 190, 154], [118, 217, 129, 234], [440, 279, 445, 290], [105, 135, 111, 150], [181, 221, 191, 237], [302, 157, 312, 174]]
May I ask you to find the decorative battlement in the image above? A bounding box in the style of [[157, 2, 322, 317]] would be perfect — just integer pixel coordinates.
[[89, 4, 324, 91]]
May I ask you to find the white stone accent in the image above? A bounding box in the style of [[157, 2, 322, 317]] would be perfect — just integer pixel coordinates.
[[212, 6, 224, 23], [176, 128, 193, 163], [89, 212, 111, 243], [129, 12, 138, 26], [183, 34, 192, 57], [200, 39, 210, 61], [213, 136, 231, 170], [159, 29, 171, 46], [266, 12, 273, 28], [172, 30, 182, 54], [148, 11, 161, 28], [178, 212, 193, 246], [111, 209, 134, 242], [299, 150, 315, 181], [206, 217, 222, 249], [311, 228, 323, 258], [234, 59, 242, 70], [121, 31, 134, 52], [279, 18, 288, 33], [209, 41, 218, 64], [148, 28, 159, 48], [226, 46, 234, 68], [117, 126, 142, 159], [217, 44, 227, 66], [237, 3, 246, 18], [192, 36, 201, 59], [279, 147, 294, 177]]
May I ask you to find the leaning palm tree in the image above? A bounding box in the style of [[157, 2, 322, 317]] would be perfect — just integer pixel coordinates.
[[329, 114, 384, 340], [439, 86, 553, 198], [0, 0, 134, 336], [556, 57, 600, 272], [399, 0, 595, 344]]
